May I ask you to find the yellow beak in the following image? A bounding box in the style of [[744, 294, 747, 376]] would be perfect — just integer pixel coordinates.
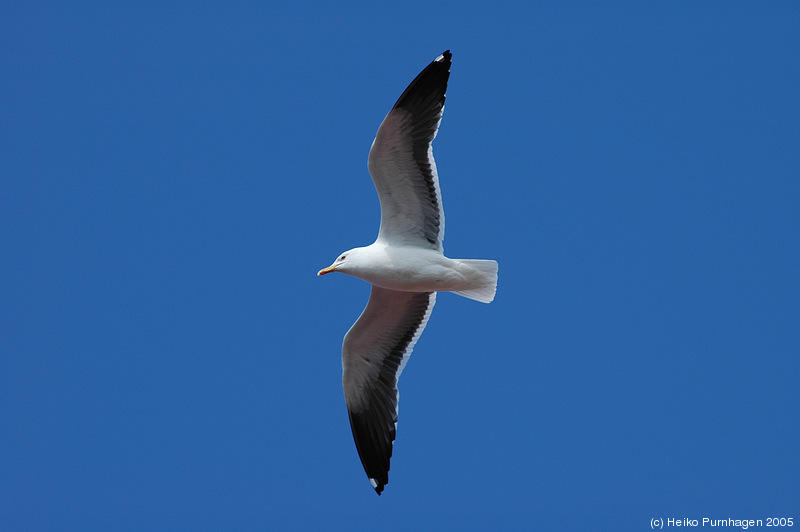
[[317, 265, 337, 276]]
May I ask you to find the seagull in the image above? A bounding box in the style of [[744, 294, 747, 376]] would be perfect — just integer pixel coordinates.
[[318, 50, 498, 494]]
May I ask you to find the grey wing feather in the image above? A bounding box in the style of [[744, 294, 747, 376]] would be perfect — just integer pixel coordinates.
[[342, 286, 436, 494], [367, 51, 451, 250]]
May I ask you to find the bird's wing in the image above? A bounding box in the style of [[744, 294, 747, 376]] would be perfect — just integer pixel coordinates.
[[367, 51, 451, 251], [342, 285, 436, 494]]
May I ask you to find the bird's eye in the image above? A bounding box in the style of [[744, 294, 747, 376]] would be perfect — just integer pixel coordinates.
[[340, 255, 347, 261]]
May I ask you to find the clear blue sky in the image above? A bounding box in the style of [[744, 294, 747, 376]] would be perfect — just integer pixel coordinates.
[[2, 2, 798, 530]]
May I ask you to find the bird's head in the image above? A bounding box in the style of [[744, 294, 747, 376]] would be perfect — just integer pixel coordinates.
[[317, 247, 363, 276]]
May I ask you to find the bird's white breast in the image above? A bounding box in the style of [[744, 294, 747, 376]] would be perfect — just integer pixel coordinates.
[[350, 244, 470, 293]]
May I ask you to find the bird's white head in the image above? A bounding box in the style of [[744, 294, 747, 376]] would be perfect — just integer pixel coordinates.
[[317, 247, 364, 276]]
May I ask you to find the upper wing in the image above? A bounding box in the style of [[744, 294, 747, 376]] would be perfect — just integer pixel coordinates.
[[342, 285, 436, 494], [367, 51, 451, 251]]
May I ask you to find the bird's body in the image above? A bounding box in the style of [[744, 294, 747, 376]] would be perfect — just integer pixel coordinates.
[[318, 50, 497, 494], [319, 243, 496, 301]]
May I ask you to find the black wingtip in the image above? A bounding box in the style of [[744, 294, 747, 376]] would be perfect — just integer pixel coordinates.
[[391, 50, 452, 112], [347, 407, 394, 495]]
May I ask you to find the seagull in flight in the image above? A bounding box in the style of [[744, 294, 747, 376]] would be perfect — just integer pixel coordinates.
[[318, 50, 498, 494]]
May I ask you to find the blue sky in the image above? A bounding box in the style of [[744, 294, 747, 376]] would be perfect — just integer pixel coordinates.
[[2, 2, 798, 530]]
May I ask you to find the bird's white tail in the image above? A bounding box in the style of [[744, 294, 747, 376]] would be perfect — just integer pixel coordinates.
[[453, 259, 498, 303]]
